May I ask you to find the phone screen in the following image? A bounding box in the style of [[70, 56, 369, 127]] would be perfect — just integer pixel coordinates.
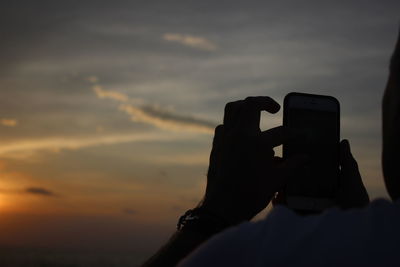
[[285, 107, 339, 198]]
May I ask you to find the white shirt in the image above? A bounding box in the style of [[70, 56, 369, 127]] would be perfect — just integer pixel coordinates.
[[179, 199, 400, 267]]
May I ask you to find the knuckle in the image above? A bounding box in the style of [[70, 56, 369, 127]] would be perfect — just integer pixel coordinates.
[[224, 101, 240, 113], [265, 96, 273, 103], [224, 102, 234, 113], [347, 158, 359, 171], [215, 124, 224, 134], [213, 125, 225, 146]]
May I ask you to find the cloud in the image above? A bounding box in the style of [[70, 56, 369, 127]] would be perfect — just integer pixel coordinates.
[[0, 85, 213, 157], [163, 33, 217, 51], [93, 87, 215, 134], [86, 76, 99, 83], [151, 152, 208, 166], [0, 132, 173, 157], [1, 119, 18, 127], [25, 187, 56, 197], [119, 104, 214, 134], [123, 208, 136, 215], [92, 86, 128, 102]]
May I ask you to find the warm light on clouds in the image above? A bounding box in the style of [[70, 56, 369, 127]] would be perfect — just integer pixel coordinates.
[[0, 132, 173, 157], [86, 76, 99, 83], [119, 104, 214, 134], [163, 33, 217, 51], [1, 118, 18, 127], [0, 193, 5, 210], [1, 1, 398, 264], [92, 85, 128, 102], [93, 86, 215, 134], [25, 187, 57, 197], [151, 151, 208, 166]]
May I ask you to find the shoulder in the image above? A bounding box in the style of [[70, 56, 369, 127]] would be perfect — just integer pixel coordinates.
[[178, 206, 300, 267], [178, 217, 269, 266], [180, 199, 400, 267]]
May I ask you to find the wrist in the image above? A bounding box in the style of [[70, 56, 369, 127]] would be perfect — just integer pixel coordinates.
[[177, 207, 233, 237]]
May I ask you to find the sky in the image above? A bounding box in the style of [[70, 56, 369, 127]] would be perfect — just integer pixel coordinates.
[[0, 0, 399, 265]]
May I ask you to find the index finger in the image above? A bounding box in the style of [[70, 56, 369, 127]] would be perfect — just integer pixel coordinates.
[[259, 126, 286, 147], [236, 96, 280, 133]]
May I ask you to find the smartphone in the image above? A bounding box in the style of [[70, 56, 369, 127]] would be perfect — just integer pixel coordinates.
[[283, 92, 340, 212]]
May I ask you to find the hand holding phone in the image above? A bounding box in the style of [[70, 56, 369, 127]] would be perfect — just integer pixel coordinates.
[[202, 97, 308, 223], [283, 92, 340, 212]]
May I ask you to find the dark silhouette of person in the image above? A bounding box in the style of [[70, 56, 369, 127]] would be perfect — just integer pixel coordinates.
[[143, 27, 399, 267]]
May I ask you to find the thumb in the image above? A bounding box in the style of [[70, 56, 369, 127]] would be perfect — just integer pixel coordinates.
[[337, 139, 369, 207], [208, 125, 225, 178], [340, 139, 360, 179]]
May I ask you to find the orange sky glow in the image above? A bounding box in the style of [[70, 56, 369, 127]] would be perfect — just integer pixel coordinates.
[[1, 1, 400, 266]]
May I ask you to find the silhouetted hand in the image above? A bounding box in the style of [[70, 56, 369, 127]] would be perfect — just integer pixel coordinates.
[[273, 139, 370, 210], [335, 139, 369, 209], [201, 97, 306, 224]]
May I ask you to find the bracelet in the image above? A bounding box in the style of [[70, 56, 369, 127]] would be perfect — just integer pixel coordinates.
[[177, 207, 231, 236]]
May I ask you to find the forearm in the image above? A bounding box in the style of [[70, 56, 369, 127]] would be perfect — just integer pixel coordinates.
[[142, 204, 237, 267]]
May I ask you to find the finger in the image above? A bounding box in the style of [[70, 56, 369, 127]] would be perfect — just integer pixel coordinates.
[[339, 139, 366, 194], [260, 126, 287, 148], [244, 96, 281, 113], [208, 125, 225, 175], [223, 100, 244, 130], [340, 139, 359, 175], [236, 96, 280, 133], [212, 124, 225, 148], [337, 139, 369, 208], [339, 139, 368, 199]]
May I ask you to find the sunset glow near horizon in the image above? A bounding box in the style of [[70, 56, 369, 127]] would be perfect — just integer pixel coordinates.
[[1, 1, 400, 264]]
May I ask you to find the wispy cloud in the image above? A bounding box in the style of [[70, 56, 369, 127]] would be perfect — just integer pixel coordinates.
[[93, 86, 215, 134], [163, 33, 217, 51], [25, 187, 57, 197], [1, 119, 18, 127], [123, 208, 136, 215], [86, 76, 99, 83], [0, 132, 173, 157], [119, 104, 214, 134], [92, 85, 128, 102], [0, 83, 214, 157]]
